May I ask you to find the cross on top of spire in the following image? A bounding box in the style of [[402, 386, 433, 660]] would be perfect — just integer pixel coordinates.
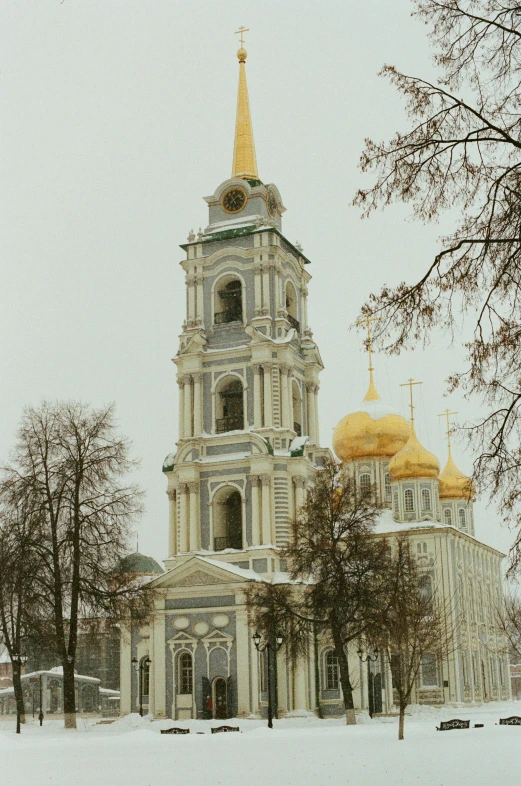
[[235, 26, 249, 48], [438, 408, 458, 452], [400, 378, 423, 424]]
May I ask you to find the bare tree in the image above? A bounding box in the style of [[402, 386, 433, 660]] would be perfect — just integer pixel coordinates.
[[2, 401, 149, 729], [376, 536, 457, 740], [354, 1, 521, 570], [248, 460, 389, 724], [496, 588, 521, 659], [0, 495, 42, 732]]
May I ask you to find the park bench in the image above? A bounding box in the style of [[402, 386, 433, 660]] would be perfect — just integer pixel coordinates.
[[211, 725, 240, 733], [160, 727, 190, 734], [499, 716, 521, 726], [436, 719, 470, 731]]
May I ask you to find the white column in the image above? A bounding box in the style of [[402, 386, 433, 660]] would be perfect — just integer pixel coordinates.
[[313, 384, 320, 445], [193, 373, 202, 435], [261, 474, 272, 545], [168, 489, 177, 556], [196, 274, 204, 326], [306, 382, 316, 442], [262, 265, 270, 315], [152, 607, 166, 718], [235, 609, 250, 716], [250, 475, 261, 546], [178, 378, 184, 439], [253, 365, 262, 428], [280, 365, 290, 428], [120, 621, 132, 715], [188, 482, 199, 552], [293, 657, 307, 710], [294, 477, 306, 513], [183, 376, 192, 438], [263, 363, 273, 427], [187, 273, 195, 326], [179, 484, 189, 553], [254, 265, 262, 316], [288, 375, 294, 431], [302, 284, 309, 332]]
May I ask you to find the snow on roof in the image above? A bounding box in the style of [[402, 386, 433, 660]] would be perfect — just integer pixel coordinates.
[[20, 666, 100, 684], [373, 508, 448, 535], [356, 398, 403, 422], [197, 556, 262, 582], [0, 647, 11, 664]]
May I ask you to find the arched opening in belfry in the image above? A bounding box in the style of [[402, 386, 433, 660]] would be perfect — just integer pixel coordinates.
[[215, 277, 243, 324], [292, 380, 302, 436], [213, 487, 243, 551], [285, 281, 299, 331], [216, 376, 244, 433]]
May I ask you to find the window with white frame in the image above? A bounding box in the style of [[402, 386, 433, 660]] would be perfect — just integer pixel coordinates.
[[421, 488, 431, 511], [404, 488, 414, 512], [421, 653, 438, 687], [178, 651, 193, 695], [458, 508, 467, 528], [359, 473, 371, 496], [384, 473, 392, 503], [444, 508, 452, 525], [324, 649, 339, 690]]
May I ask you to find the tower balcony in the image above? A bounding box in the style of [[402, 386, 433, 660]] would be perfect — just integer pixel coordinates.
[[216, 414, 244, 433], [287, 314, 300, 332]]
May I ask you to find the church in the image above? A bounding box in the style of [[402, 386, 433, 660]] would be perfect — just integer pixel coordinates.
[[119, 38, 511, 720]]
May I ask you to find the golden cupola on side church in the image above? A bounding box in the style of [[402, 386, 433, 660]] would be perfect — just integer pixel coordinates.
[[388, 422, 440, 481], [332, 371, 410, 462], [438, 451, 474, 500]]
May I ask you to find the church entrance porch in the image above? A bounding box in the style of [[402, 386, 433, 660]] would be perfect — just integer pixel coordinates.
[[213, 677, 228, 719]]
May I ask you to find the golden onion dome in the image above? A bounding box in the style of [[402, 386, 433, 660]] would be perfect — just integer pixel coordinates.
[[388, 423, 440, 481], [438, 451, 474, 499], [332, 374, 410, 462]]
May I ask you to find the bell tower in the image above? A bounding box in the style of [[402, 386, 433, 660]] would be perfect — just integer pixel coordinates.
[[162, 38, 329, 574]]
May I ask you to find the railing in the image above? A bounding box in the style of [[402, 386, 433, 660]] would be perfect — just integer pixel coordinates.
[[293, 422, 302, 436], [214, 309, 242, 325], [287, 314, 300, 332], [214, 536, 243, 551], [216, 415, 243, 433]]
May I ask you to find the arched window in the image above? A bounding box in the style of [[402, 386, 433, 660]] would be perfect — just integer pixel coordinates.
[[458, 508, 467, 528], [419, 574, 434, 610], [324, 650, 339, 690], [384, 473, 392, 503], [421, 488, 431, 511], [359, 473, 371, 496], [216, 377, 244, 433], [404, 488, 414, 512], [393, 491, 399, 517], [213, 487, 243, 551], [285, 281, 300, 331], [444, 507, 452, 525], [292, 380, 302, 436], [215, 277, 243, 324], [178, 652, 193, 695]]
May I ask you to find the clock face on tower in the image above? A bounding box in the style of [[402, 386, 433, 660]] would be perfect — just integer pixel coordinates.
[[266, 190, 278, 218], [222, 188, 247, 213]]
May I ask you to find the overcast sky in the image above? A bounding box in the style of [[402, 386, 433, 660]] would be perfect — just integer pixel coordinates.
[[2, 1, 514, 563]]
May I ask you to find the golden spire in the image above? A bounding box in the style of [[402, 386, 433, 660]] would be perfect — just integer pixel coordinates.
[[437, 409, 474, 499], [389, 377, 440, 480], [232, 27, 259, 180], [356, 315, 380, 401]]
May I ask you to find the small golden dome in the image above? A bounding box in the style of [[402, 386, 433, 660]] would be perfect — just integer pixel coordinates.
[[439, 452, 474, 499], [388, 424, 440, 481], [332, 375, 410, 462], [237, 47, 247, 62]]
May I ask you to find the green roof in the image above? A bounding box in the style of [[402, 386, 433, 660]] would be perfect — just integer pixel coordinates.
[[180, 227, 311, 264], [119, 552, 164, 576]]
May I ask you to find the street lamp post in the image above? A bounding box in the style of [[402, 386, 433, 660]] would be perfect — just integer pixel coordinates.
[[11, 652, 28, 734], [357, 648, 379, 719], [253, 631, 284, 729], [38, 673, 44, 726], [132, 656, 151, 717]]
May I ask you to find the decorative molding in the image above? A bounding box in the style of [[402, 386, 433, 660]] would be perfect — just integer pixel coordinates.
[[173, 570, 225, 587]]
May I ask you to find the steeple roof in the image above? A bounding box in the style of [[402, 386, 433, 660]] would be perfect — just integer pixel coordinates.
[[232, 46, 259, 180]]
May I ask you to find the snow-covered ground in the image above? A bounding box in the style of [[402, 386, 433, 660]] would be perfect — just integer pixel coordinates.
[[1, 701, 520, 785]]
